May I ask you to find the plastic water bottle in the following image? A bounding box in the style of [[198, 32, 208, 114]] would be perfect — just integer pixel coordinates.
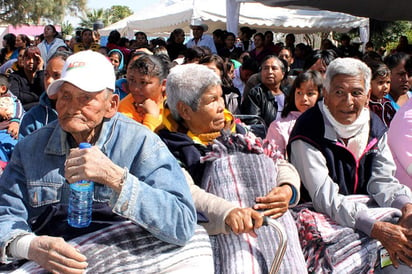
[[68, 142, 94, 228]]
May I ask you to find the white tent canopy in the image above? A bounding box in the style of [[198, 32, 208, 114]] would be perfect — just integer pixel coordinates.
[[250, 0, 412, 21], [100, 0, 369, 38]]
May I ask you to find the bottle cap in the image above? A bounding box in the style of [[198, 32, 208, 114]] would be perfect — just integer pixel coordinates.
[[79, 143, 91, 149]]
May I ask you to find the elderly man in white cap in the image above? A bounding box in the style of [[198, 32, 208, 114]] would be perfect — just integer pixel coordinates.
[[185, 19, 217, 54], [0, 50, 212, 273]]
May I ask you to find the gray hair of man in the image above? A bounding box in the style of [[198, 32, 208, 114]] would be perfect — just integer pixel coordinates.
[[324, 57, 371, 94], [166, 63, 221, 121]]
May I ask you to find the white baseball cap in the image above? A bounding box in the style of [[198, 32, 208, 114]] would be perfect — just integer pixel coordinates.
[[47, 50, 116, 97]]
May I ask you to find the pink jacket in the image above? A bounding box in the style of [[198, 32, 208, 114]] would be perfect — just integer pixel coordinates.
[[266, 111, 301, 156], [388, 97, 412, 188]]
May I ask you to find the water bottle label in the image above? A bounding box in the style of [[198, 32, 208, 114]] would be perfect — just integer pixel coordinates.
[[70, 181, 94, 191]]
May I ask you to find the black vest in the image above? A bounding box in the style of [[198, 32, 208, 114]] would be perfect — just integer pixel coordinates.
[[287, 104, 387, 202]]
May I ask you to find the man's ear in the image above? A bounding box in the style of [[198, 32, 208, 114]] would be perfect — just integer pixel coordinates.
[[104, 93, 119, 118], [177, 101, 192, 121], [365, 88, 371, 107]]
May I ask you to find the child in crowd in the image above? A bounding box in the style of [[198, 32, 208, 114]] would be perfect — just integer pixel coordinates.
[[19, 51, 71, 138], [118, 54, 168, 131], [0, 73, 24, 162], [266, 70, 322, 156], [367, 61, 396, 127], [108, 49, 125, 79]]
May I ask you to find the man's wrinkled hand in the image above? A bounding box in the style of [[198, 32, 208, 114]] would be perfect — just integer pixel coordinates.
[[64, 145, 124, 192], [371, 221, 412, 268], [28, 236, 87, 274]]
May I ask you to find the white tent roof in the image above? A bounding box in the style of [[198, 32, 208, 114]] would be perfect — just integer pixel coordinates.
[[251, 0, 412, 21], [100, 0, 368, 37]]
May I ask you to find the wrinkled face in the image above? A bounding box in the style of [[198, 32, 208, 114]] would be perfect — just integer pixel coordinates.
[[183, 85, 225, 134], [225, 35, 235, 48], [56, 83, 116, 138], [295, 80, 320, 113], [44, 57, 65, 90], [278, 49, 293, 66], [127, 69, 165, 104], [324, 74, 369, 125], [109, 54, 120, 69], [82, 30, 93, 44], [390, 61, 409, 97], [192, 27, 204, 40], [261, 57, 284, 87], [371, 75, 391, 100]]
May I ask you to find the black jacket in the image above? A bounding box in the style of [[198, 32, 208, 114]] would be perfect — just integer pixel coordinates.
[[240, 83, 284, 126], [9, 69, 45, 111]]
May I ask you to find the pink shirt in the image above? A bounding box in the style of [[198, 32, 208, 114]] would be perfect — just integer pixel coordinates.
[[266, 111, 301, 156], [388, 97, 412, 188]]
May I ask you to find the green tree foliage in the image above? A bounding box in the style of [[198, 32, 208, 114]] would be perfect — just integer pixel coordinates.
[[61, 21, 74, 37], [107, 5, 133, 24], [370, 20, 412, 50], [79, 5, 133, 29], [79, 8, 105, 28], [0, 0, 86, 25]]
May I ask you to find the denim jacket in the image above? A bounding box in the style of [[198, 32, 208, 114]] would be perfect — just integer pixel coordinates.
[[0, 113, 196, 263]]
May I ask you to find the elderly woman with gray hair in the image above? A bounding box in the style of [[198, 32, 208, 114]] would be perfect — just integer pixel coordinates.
[[157, 64, 306, 273], [288, 58, 412, 273]]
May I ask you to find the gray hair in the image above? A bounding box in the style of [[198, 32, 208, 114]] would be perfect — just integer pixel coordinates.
[[166, 64, 221, 121], [324, 58, 371, 94]]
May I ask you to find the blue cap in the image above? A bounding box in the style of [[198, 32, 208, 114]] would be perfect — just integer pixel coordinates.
[[79, 143, 92, 149]]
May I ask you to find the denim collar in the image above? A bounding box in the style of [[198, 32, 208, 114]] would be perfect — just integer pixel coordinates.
[[43, 113, 120, 156]]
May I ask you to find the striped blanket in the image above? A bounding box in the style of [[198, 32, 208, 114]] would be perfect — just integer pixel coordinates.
[[11, 222, 213, 274], [201, 133, 307, 274], [291, 195, 402, 274]]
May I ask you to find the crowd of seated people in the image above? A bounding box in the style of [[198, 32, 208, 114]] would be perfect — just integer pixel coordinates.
[[0, 20, 411, 273]]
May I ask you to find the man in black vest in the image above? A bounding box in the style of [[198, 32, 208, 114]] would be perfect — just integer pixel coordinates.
[[288, 57, 412, 273]]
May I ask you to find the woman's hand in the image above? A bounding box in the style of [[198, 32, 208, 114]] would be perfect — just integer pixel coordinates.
[[34, 53, 44, 71], [253, 185, 292, 219], [371, 221, 412, 268], [225, 208, 264, 237]]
